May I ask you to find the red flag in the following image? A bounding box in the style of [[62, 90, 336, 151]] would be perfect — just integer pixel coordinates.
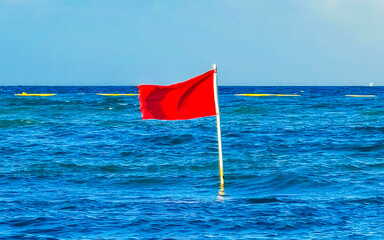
[[138, 70, 216, 120]]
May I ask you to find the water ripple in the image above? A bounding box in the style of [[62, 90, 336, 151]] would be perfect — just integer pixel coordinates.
[[1, 86, 384, 239]]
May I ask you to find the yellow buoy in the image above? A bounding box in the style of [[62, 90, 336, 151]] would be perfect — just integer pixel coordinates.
[[15, 92, 56, 96], [345, 95, 376, 98], [235, 93, 301, 97], [97, 93, 138, 96]]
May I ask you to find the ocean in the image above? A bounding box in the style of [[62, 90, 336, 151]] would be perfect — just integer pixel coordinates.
[[0, 86, 383, 239]]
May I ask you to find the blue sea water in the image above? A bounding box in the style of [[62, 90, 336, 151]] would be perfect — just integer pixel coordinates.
[[0, 86, 384, 239]]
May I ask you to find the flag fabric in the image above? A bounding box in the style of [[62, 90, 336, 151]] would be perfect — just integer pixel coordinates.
[[138, 70, 216, 120]]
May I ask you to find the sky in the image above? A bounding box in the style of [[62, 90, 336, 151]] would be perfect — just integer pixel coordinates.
[[0, 0, 383, 86]]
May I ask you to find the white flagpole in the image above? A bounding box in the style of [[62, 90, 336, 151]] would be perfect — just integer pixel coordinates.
[[213, 64, 224, 189]]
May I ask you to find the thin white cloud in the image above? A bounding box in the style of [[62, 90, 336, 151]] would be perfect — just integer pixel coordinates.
[[2, 0, 44, 3], [295, 0, 384, 15], [294, 0, 384, 48], [323, 0, 341, 10]]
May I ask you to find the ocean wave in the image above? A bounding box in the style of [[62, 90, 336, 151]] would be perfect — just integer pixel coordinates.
[[352, 126, 384, 133], [2, 86, 384, 238], [232, 106, 268, 115], [0, 119, 38, 128], [246, 197, 281, 204], [141, 134, 195, 145], [362, 110, 384, 116], [338, 196, 384, 205]]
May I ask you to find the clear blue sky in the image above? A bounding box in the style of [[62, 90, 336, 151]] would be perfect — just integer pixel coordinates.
[[0, 0, 383, 86]]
